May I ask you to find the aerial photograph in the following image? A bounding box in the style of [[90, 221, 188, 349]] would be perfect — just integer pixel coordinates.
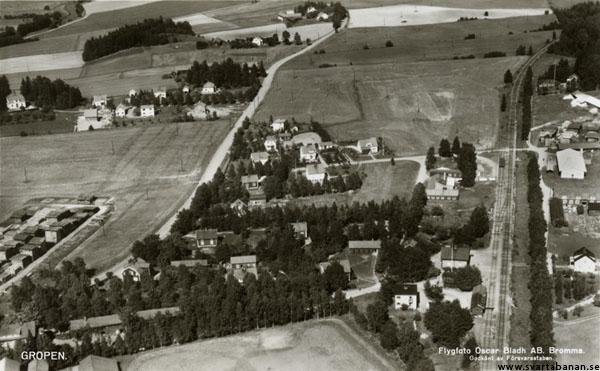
[[0, 0, 598, 370]]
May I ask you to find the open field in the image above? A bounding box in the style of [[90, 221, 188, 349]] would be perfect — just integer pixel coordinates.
[[256, 57, 521, 154], [348, 5, 550, 28], [126, 319, 398, 371], [0, 111, 78, 137], [0, 121, 229, 271], [36, 1, 242, 38], [340, 0, 552, 9], [205, 0, 297, 29], [555, 312, 600, 365], [203, 22, 332, 42], [81, 0, 162, 16], [0, 51, 83, 74], [290, 161, 419, 208]]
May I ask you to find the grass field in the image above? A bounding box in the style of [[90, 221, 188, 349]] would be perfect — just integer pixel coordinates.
[[0, 111, 78, 137], [290, 161, 419, 207], [125, 319, 398, 371], [255, 15, 554, 154], [0, 121, 229, 272], [555, 311, 600, 365]]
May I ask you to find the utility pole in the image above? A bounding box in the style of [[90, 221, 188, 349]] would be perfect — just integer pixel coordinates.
[[146, 187, 149, 200], [23, 167, 29, 183], [111, 140, 115, 155]]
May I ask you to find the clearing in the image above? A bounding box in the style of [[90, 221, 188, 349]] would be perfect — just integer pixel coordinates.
[[348, 5, 550, 28], [0, 121, 229, 272], [125, 319, 398, 371]]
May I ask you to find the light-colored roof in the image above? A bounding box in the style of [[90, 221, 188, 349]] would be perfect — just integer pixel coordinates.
[[195, 229, 218, 240], [203, 81, 215, 89], [300, 144, 317, 156], [69, 307, 180, 331], [241, 174, 259, 184], [556, 148, 586, 174], [140, 104, 154, 110], [305, 163, 327, 176], [6, 93, 25, 103], [358, 137, 377, 148], [82, 109, 97, 118], [348, 240, 381, 249], [290, 222, 307, 233], [171, 259, 208, 267], [116, 103, 128, 110], [92, 95, 107, 102], [265, 135, 277, 142], [230, 255, 257, 265], [425, 178, 459, 197], [293, 132, 322, 146], [250, 151, 269, 162]]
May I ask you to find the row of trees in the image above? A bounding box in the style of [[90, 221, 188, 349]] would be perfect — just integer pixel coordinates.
[[525, 155, 555, 356], [82, 17, 194, 61], [554, 271, 598, 304], [8, 256, 349, 369], [20, 75, 82, 109], [185, 59, 267, 89], [550, 2, 600, 90], [521, 66, 533, 141], [0, 75, 10, 112], [0, 12, 62, 47], [437, 137, 478, 187]]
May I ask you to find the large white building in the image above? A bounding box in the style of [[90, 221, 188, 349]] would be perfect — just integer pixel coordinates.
[[6, 93, 26, 111], [140, 105, 155, 118], [556, 148, 587, 179], [299, 144, 318, 163], [201, 82, 216, 95], [92, 95, 107, 108], [358, 137, 378, 154], [570, 247, 597, 273]]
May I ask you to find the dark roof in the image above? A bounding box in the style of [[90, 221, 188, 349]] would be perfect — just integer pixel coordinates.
[[196, 229, 218, 240], [572, 247, 596, 262], [441, 246, 471, 261], [396, 284, 418, 295], [557, 142, 600, 151]]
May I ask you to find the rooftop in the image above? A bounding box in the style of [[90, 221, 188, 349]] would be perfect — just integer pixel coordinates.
[[396, 283, 418, 295], [441, 246, 471, 261], [348, 240, 381, 249], [556, 148, 587, 174], [230, 255, 257, 265]]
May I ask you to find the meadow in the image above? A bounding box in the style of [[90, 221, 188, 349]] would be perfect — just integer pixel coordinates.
[[125, 319, 398, 371], [0, 120, 229, 272]]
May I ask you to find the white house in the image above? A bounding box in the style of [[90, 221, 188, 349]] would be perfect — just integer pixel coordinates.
[[570, 247, 597, 273], [358, 137, 378, 154], [306, 6, 317, 15], [264, 135, 278, 152], [304, 163, 327, 184], [182, 85, 190, 94], [140, 105, 155, 118], [92, 95, 107, 108], [6, 93, 26, 111], [556, 148, 586, 179], [119, 258, 150, 282], [271, 118, 286, 132], [115, 104, 128, 118], [201, 82, 217, 95], [317, 12, 330, 21], [250, 151, 269, 165], [394, 284, 419, 310], [299, 144, 318, 163], [252, 37, 264, 47], [154, 87, 167, 100], [128, 89, 137, 97]]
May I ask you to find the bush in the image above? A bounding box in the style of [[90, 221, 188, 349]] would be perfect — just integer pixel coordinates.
[[484, 51, 507, 58], [464, 33, 475, 40], [363, 44, 369, 50], [573, 306, 583, 317], [385, 40, 393, 47], [550, 198, 567, 227]]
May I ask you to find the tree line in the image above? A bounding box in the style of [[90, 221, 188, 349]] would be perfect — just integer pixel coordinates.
[[550, 2, 600, 90], [521, 66, 533, 141], [82, 17, 194, 61], [19, 76, 82, 109], [525, 155, 555, 359], [5, 256, 349, 370], [185, 59, 267, 89], [0, 75, 10, 112], [0, 12, 62, 47]]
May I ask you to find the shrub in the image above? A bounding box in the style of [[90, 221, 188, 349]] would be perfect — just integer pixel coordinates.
[[385, 40, 393, 47], [484, 51, 507, 58]]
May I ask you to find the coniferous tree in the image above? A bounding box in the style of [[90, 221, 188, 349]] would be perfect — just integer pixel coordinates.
[[438, 138, 452, 157], [0, 75, 10, 111], [504, 69, 513, 84], [451, 136, 461, 157], [426, 146, 436, 170]]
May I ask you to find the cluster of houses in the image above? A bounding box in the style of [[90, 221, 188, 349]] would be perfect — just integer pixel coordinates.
[[75, 82, 220, 131], [0, 205, 98, 284], [537, 73, 579, 95], [540, 118, 600, 180], [276, 7, 330, 22]]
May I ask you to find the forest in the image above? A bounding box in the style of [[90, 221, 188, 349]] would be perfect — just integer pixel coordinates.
[[82, 17, 194, 61], [551, 2, 600, 90], [19, 76, 82, 109], [185, 59, 267, 89], [0, 12, 61, 47]]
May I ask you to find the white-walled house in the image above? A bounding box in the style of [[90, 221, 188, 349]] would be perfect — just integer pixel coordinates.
[[271, 118, 286, 132], [394, 284, 419, 310], [201, 82, 217, 95], [76, 109, 113, 131], [264, 135, 278, 152], [440, 246, 471, 269], [317, 12, 330, 21], [250, 151, 269, 165], [6, 93, 26, 111], [182, 85, 190, 94], [358, 137, 378, 154], [252, 37, 264, 47], [92, 95, 107, 108], [140, 105, 155, 118], [115, 104, 128, 118], [570, 247, 597, 273], [304, 163, 327, 184], [299, 144, 318, 163], [128, 89, 137, 97]]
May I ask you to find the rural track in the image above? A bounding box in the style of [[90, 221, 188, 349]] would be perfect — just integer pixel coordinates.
[[480, 43, 552, 371], [156, 20, 346, 238]]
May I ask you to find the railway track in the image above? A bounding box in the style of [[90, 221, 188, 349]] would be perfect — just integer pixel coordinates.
[[480, 44, 552, 370]]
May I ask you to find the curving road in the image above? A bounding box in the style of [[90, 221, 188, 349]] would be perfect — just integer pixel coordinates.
[[157, 22, 344, 238]]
